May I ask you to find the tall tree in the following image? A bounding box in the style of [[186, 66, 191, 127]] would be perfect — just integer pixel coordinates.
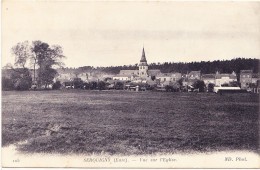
[[11, 41, 31, 68], [9, 40, 65, 89], [31, 41, 65, 88]]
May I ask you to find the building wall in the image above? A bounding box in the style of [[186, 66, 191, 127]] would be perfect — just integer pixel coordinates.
[[240, 73, 252, 89], [112, 77, 130, 81], [139, 65, 148, 78], [203, 79, 215, 86], [215, 77, 236, 87]]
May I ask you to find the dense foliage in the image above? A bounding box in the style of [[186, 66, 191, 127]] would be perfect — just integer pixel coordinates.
[[9, 40, 65, 89], [76, 58, 259, 74]]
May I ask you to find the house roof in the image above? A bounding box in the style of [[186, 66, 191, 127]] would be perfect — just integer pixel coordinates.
[[202, 74, 215, 79], [188, 71, 201, 76], [240, 70, 253, 74], [156, 73, 172, 77], [215, 73, 236, 79], [113, 75, 131, 78], [156, 72, 181, 77], [148, 70, 161, 75]]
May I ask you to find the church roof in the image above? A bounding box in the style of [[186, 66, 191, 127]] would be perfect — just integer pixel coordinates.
[[119, 70, 138, 75], [140, 47, 147, 62], [148, 70, 161, 76]]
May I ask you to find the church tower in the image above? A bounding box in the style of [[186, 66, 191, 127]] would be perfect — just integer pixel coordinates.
[[139, 47, 148, 78]]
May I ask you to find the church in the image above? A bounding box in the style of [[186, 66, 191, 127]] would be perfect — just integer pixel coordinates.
[[112, 48, 161, 83]]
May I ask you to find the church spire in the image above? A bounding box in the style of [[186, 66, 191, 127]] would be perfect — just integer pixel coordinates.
[[140, 47, 147, 62]]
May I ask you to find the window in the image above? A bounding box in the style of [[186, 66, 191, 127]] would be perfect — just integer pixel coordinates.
[[164, 78, 166, 81]]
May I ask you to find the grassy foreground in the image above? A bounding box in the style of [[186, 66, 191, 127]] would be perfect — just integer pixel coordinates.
[[2, 90, 259, 155]]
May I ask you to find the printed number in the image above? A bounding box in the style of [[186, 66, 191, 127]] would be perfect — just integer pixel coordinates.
[[13, 159, 20, 163]]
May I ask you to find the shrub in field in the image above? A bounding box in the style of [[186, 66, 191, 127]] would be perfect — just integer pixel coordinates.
[[14, 78, 32, 90], [89, 81, 97, 90], [73, 78, 84, 89], [115, 82, 124, 90], [165, 85, 174, 92], [207, 83, 215, 92], [230, 81, 241, 87], [193, 80, 205, 92], [83, 82, 90, 90], [221, 83, 229, 87], [97, 81, 106, 90], [10, 68, 32, 91], [2, 77, 15, 90], [151, 75, 156, 81], [146, 84, 156, 91], [52, 81, 61, 90]]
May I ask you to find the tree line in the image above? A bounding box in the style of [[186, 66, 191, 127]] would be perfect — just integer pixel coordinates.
[[83, 58, 259, 75]]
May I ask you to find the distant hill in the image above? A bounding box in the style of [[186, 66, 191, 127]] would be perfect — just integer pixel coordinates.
[[74, 58, 259, 75]]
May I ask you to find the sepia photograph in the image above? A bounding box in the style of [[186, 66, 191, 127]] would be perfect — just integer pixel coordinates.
[[1, 0, 260, 168]]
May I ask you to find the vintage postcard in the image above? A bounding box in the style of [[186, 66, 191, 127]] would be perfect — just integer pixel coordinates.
[[1, 0, 260, 168]]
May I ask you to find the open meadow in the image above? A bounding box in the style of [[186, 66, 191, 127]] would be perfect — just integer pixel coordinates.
[[2, 90, 259, 155]]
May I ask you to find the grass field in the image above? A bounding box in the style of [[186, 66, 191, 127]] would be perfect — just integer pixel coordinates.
[[2, 90, 259, 155]]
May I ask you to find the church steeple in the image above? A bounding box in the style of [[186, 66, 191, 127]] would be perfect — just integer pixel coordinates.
[[139, 47, 148, 78], [139, 47, 148, 66], [140, 47, 147, 62]]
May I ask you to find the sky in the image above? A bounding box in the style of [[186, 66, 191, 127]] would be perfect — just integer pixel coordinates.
[[2, 1, 260, 68]]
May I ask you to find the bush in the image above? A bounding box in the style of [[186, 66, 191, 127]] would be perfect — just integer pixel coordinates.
[[52, 81, 61, 90], [115, 82, 124, 90], [193, 80, 205, 92], [15, 78, 32, 91], [97, 81, 106, 90], [73, 78, 84, 89], [2, 77, 14, 91], [10, 68, 32, 91], [208, 83, 215, 92], [230, 81, 241, 87], [89, 81, 97, 90], [165, 85, 174, 92], [146, 84, 156, 91], [83, 82, 90, 90]]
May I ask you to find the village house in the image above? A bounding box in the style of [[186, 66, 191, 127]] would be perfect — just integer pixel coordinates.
[[202, 74, 215, 86], [252, 73, 259, 85], [112, 75, 131, 81], [240, 70, 253, 89], [156, 73, 182, 86], [188, 71, 201, 80], [54, 68, 78, 83], [215, 71, 237, 87], [181, 71, 201, 87]]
